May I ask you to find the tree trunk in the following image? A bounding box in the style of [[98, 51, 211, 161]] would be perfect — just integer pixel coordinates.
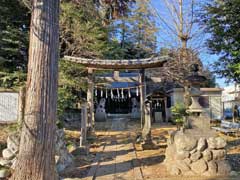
[[10, 0, 59, 180]]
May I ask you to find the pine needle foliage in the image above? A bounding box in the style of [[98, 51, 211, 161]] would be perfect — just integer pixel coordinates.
[[202, 0, 240, 82], [0, 0, 30, 88]]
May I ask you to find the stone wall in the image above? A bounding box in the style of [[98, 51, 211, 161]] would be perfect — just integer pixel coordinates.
[[164, 130, 233, 177]]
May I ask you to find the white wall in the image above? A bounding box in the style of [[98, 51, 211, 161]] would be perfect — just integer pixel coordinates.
[[210, 96, 222, 120], [222, 84, 240, 109], [172, 88, 184, 105], [0, 92, 19, 123], [202, 95, 222, 120], [171, 88, 222, 120]]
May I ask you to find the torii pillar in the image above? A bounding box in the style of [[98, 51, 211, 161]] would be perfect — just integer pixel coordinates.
[[139, 69, 146, 128], [87, 68, 95, 132]]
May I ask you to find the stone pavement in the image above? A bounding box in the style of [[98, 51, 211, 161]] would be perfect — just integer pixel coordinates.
[[81, 118, 143, 180]]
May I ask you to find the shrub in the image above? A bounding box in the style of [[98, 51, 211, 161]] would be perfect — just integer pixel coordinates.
[[171, 103, 188, 125]]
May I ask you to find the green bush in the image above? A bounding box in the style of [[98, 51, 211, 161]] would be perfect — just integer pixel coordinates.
[[0, 71, 26, 89], [171, 103, 188, 125], [57, 60, 87, 118], [57, 86, 77, 117]]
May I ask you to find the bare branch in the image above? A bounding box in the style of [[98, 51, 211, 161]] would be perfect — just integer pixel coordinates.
[[149, 1, 179, 37], [162, 0, 180, 32], [186, 0, 195, 36]]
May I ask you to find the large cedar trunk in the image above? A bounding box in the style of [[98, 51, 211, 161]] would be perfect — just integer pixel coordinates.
[[10, 0, 59, 180]]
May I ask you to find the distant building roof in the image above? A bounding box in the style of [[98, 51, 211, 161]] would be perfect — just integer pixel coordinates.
[[166, 87, 222, 94]]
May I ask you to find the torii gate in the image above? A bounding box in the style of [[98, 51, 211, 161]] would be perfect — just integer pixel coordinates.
[[64, 55, 170, 134]]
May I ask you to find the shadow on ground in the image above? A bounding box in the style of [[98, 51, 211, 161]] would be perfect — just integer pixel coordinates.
[[61, 154, 165, 179]]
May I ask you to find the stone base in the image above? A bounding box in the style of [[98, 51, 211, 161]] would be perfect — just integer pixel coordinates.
[[164, 129, 232, 177], [79, 146, 89, 155], [95, 111, 107, 122], [141, 132, 159, 150], [87, 128, 95, 135], [142, 140, 158, 150], [72, 146, 89, 156]]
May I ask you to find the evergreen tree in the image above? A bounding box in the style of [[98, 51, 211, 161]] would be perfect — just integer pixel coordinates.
[[129, 0, 157, 58], [58, 60, 88, 116], [94, 0, 135, 25], [202, 0, 240, 82], [0, 0, 30, 88], [60, 0, 111, 58], [106, 0, 158, 59]]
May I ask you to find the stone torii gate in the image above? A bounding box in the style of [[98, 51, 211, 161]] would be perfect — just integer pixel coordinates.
[[64, 55, 170, 136]]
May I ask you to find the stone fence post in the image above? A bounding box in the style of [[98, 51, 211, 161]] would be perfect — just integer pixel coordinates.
[[80, 103, 87, 147]]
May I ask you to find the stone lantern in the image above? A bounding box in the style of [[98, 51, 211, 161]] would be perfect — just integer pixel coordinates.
[[185, 64, 206, 114], [184, 64, 210, 130]]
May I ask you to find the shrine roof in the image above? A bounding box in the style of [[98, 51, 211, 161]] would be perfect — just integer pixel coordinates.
[[64, 55, 171, 70]]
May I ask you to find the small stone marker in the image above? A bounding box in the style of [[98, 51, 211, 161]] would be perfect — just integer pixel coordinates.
[[80, 103, 87, 147]]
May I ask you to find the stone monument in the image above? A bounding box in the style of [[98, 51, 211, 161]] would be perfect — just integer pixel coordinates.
[[164, 64, 233, 177], [95, 98, 107, 122], [140, 98, 157, 150]]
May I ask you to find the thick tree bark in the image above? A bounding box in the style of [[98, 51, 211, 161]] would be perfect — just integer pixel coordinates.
[[10, 0, 59, 180], [18, 86, 26, 127]]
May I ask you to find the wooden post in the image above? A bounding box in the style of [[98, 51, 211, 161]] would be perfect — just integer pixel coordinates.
[[222, 101, 225, 120], [139, 69, 146, 128], [18, 86, 26, 127], [164, 97, 168, 122], [80, 103, 87, 147], [87, 68, 94, 131]]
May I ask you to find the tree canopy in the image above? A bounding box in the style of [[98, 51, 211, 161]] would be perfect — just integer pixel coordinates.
[[60, 0, 111, 58], [202, 0, 240, 82], [0, 0, 217, 114]]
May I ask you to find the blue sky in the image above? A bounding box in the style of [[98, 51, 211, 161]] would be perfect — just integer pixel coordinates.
[[150, 0, 230, 88]]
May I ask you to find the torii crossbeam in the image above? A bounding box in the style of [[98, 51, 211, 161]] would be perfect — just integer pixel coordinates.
[[64, 55, 170, 69]]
